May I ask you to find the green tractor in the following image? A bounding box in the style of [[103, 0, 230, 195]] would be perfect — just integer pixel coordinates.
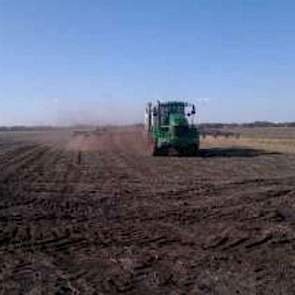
[[145, 101, 200, 156]]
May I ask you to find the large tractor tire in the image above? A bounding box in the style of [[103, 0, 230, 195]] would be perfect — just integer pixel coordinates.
[[179, 144, 199, 157], [153, 145, 168, 156]]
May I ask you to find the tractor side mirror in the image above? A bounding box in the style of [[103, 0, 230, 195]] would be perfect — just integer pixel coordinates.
[[191, 105, 196, 115]]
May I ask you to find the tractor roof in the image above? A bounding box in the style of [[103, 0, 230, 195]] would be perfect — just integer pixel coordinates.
[[158, 101, 188, 107]]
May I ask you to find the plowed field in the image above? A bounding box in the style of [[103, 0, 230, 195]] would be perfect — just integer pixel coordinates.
[[0, 127, 295, 294]]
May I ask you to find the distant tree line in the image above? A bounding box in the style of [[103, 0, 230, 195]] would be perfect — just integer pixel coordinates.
[[1, 121, 295, 132], [0, 126, 61, 132], [199, 121, 295, 129]]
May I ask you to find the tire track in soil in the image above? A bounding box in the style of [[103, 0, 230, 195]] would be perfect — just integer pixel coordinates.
[[83, 132, 295, 294], [1, 128, 295, 294]]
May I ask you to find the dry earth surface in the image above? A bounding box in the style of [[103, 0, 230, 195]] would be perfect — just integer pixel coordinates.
[[0, 127, 295, 294]]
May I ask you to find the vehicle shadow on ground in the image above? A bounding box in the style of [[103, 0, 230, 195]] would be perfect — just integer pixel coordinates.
[[198, 147, 281, 158]]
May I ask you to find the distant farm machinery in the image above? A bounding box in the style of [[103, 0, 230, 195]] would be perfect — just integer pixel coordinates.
[[71, 127, 108, 138], [199, 129, 241, 139]]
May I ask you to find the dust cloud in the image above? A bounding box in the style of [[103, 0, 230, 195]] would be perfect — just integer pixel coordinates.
[[0, 98, 143, 127], [52, 99, 143, 127]]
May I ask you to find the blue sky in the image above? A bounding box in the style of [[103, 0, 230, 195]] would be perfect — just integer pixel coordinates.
[[0, 0, 295, 125]]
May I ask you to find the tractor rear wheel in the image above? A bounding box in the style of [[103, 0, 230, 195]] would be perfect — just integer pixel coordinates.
[[153, 144, 168, 156], [180, 145, 199, 157]]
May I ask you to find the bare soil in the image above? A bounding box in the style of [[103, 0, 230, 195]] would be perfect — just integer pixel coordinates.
[[0, 127, 295, 294]]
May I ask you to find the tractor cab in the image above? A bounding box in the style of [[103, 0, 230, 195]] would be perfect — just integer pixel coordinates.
[[154, 101, 190, 125]]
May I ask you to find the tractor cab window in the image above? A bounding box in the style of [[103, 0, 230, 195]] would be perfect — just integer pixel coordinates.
[[168, 104, 185, 115], [159, 103, 186, 125]]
